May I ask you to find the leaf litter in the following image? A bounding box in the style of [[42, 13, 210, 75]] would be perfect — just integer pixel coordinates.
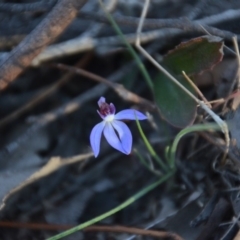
[[1, 1, 240, 240]]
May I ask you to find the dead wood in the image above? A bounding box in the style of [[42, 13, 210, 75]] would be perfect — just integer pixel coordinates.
[[0, 0, 88, 91]]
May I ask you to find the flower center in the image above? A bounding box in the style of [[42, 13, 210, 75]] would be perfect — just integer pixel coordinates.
[[99, 102, 114, 117], [104, 114, 114, 122]]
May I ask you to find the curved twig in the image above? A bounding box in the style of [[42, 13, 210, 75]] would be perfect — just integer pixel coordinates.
[[0, 0, 88, 91]]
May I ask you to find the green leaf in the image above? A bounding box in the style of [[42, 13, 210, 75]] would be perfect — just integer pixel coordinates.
[[154, 72, 196, 128], [163, 35, 224, 75], [154, 36, 224, 128]]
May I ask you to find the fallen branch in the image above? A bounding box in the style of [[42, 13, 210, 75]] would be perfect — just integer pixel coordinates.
[[0, 0, 88, 91]]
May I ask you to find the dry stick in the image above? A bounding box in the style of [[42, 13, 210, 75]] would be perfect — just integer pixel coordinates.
[[31, 29, 173, 66], [233, 36, 240, 89], [0, 221, 72, 230], [79, 11, 237, 40], [0, 222, 183, 240], [0, 0, 88, 90], [84, 226, 183, 240], [0, 53, 93, 128], [209, 99, 225, 107], [182, 71, 211, 108], [79, 9, 240, 29], [135, 0, 229, 164], [54, 63, 156, 111]]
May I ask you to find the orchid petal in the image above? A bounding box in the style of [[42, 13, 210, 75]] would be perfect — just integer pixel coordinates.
[[103, 123, 126, 154], [115, 109, 147, 120], [109, 103, 116, 114], [112, 120, 132, 154], [90, 121, 105, 157], [98, 97, 106, 107], [97, 110, 105, 119], [92, 97, 147, 156]]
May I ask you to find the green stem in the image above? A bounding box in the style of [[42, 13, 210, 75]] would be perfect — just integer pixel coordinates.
[[169, 123, 221, 168], [99, 0, 154, 91], [47, 171, 174, 240], [134, 149, 161, 176], [134, 112, 169, 172]]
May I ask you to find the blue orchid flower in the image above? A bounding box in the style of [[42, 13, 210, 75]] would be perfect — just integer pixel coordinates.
[[90, 97, 147, 157]]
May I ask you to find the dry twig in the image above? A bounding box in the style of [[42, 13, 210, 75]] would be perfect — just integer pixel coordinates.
[[53, 63, 155, 111], [79, 10, 238, 39], [0, 0, 88, 91], [0, 222, 183, 240]]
